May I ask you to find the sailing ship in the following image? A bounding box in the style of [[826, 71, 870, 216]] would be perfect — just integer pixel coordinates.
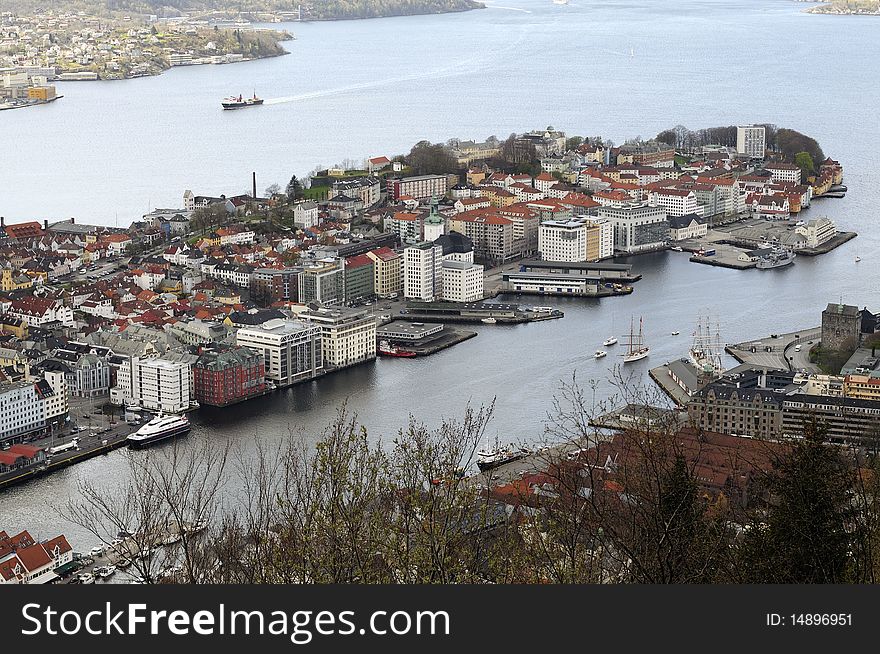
[[689, 316, 724, 376], [622, 317, 650, 363]]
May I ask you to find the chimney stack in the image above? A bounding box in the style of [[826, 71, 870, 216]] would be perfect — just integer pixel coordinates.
[[252, 171, 257, 199], [44, 219, 49, 230], [0, 216, 4, 227]]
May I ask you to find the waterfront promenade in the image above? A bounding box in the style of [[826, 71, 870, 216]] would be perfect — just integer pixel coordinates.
[[726, 327, 821, 372]]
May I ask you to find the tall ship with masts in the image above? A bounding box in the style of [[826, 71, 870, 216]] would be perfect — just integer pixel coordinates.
[[689, 316, 724, 376], [622, 316, 650, 363]]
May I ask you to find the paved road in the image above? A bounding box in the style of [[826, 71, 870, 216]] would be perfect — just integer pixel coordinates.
[[726, 327, 821, 373]]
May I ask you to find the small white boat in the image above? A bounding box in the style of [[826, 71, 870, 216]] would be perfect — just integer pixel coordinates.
[[603, 336, 618, 346], [481, 317, 497, 324], [594, 350, 607, 359], [670, 245, 683, 252], [855, 256, 861, 262], [671, 331, 680, 335]]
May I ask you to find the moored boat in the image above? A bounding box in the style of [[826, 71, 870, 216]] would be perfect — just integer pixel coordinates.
[[127, 413, 191, 449], [378, 340, 417, 358], [477, 436, 530, 472]]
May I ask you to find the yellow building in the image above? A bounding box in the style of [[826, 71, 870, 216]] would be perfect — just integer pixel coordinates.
[[215, 291, 241, 306], [584, 223, 601, 262], [844, 374, 880, 402], [365, 247, 403, 297], [466, 169, 486, 186], [27, 85, 56, 101], [0, 316, 28, 339], [1, 267, 33, 292]]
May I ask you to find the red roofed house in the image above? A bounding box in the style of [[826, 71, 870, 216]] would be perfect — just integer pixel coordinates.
[[3, 221, 44, 242], [101, 233, 133, 256], [0, 530, 72, 584]]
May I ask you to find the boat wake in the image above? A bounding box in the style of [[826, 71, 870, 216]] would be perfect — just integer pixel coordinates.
[[484, 5, 532, 12], [263, 29, 528, 105]]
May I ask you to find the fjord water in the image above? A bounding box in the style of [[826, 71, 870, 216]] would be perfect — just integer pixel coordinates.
[[2, 0, 879, 540]]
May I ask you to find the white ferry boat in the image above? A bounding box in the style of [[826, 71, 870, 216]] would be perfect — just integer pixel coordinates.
[[127, 413, 191, 449]]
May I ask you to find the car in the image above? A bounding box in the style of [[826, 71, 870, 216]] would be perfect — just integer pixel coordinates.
[[808, 340, 814, 344], [89, 545, 105, 557]]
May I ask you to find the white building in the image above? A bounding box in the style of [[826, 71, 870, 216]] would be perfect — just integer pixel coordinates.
[[404, 241, 444, 301], [301, 307, 377, 369], [795, 216, 837, 248], [5, 297, 74, 328], [598, 203, 669, 254], [538, 217, 613, 262], [236, 319, 323, 387], [765, 163, 802, 184], [592, 217, 615, 260], [736, 125, 766, 159], [41, 369, 68, 425], [441, 260, 484, 303], [388, 175, 448, 201], [293, 200, 320, 229], [0, 533, 73, 585], [111, 357, 194, 413], [539, 218, 591, 262], [648, 189, 700, 217], [0, 382, 45, 445], [667, 214, 708, 241]]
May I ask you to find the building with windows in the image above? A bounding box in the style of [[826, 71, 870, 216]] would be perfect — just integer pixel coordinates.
[[795, 216, 837, 248], [387, 174, 448, 201], [236, 318, 323, 387], [598, 203, 669, 254], [300, 307, 377, 369], [110, 357, 194, 413], [667, 213, 708, 241], [330, 176, 381, 208], [365, 247, 403, 298], [538, 217, 607, 262], [765, 163, 802, 184], [404, 241, 444, 301], [821, 302, 861, 352], [251, 268, 301, 303], [298, 259, 345, 306], [736, 125, 766, 159], [648, 188, 700, 217], [441, 259, 484, 303], [0, 530, 73, 585], [192, 346, 266, 407], [0, 382, 45, 446], [343, 254, 375, 303]]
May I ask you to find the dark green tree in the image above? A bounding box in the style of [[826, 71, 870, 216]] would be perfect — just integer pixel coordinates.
[[286, 175, 304, 201], [735, 419, 856, 583]]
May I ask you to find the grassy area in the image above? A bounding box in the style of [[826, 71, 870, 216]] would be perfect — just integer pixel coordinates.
[[302, 187, 329, 201], [809, 344, 854, 375]]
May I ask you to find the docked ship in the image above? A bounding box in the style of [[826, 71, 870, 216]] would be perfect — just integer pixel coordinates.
[[378, 340, 417, 358], [477, 436, 531, 472], [127, 413, 191, 448], [755, 247, 795, 269], [622, 316, 650, 363], [689, 316, 724, 376], [221, 92, 264, 110]]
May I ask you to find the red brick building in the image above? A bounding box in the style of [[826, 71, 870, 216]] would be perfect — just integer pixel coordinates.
[[192, 346, 265, 407]]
